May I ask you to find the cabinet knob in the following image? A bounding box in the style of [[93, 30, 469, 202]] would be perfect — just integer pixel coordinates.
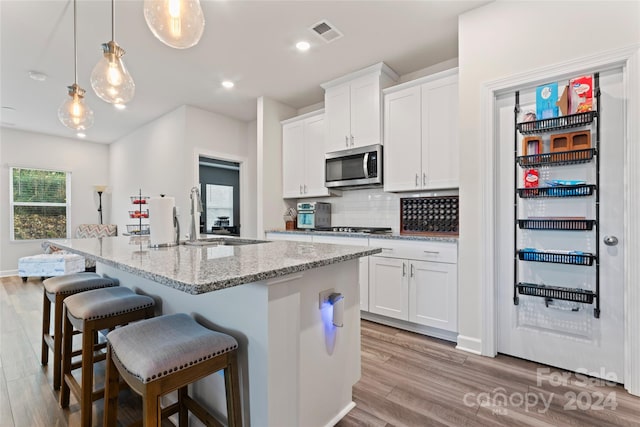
[[603, 235, 619, 246]]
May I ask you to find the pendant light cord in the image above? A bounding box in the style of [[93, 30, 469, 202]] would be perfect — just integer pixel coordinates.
[[73, 0, 78, 84], [111, 0, 115, 41]]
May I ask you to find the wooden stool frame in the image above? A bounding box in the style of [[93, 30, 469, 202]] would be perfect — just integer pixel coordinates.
[[103, 344, 242, 427], [60, 305, 155, 427]]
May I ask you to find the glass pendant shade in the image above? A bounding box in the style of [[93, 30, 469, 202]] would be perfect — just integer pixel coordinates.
[[90, 41, 135, 105], [144, 0, 205, 49], [58, 84, 94, 130]]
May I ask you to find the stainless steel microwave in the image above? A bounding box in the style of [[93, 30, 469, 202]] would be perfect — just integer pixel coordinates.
[[325, 144, 382, 189]]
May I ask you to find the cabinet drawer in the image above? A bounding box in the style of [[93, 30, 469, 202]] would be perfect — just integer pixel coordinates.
[[312, 235, 368, 246], [368, 238, 457, 264]]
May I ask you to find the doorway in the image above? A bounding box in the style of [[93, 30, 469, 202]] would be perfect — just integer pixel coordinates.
[[199, 157, 240, 236], [495, 68, 625, 381]]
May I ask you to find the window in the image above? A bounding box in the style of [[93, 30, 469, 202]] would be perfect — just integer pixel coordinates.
[[205, 184, 233, 230], [10, 167, 71, 240]]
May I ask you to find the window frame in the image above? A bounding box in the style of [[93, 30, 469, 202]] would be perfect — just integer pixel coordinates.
[[9, 166, 72, 241]]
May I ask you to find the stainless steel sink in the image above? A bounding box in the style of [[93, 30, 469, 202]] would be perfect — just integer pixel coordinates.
[[182, 238, 268, 247]]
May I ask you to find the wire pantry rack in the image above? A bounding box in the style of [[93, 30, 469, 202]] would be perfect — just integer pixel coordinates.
[[518, 184, 595, 198], [516, 282, 595, 304], [517, 148, 595, 167], [517, 249, 595, 265], [518, 219, 596, 231], [517, 111, 598, 134]]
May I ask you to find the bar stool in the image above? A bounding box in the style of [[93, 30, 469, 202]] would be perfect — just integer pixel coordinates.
[[41, 272, 117, 390], [103, 313, 242, 427], [60, 286, 156, 427]]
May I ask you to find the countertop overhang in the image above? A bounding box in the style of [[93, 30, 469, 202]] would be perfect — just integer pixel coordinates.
[[48, 236, 380, 295]]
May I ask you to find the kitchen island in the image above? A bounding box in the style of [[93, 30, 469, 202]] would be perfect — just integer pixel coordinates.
[[50, 236, 380, 427]]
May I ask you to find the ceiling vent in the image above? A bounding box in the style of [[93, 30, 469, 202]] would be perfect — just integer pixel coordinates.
[[309, 20, 343, 43]]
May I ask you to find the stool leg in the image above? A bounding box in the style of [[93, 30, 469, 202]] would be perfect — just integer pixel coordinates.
[[52, 295, 65, 390], [59, 307, 73, 408], [225, 351, 242, 427], [143, 387, 161, 427], [80, 323, 95, 427], [103, 346, 120, 427], [178, 386, 188, 425], [41, 291, 51, 366]]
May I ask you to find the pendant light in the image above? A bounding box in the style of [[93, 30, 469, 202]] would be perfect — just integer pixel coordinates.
[[90, 0, 135, 105], [143, 0, 205, 49], [58, 0, 94, 131]]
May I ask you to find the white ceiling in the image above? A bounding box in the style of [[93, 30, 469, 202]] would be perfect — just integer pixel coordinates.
[[0, 0, 489, 144]]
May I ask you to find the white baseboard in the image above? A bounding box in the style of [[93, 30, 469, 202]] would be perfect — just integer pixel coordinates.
[[456, 334, 483, 355], [0, 270, 18, 278], [361, 311, 458, 343], [323, 401, 356, 427]]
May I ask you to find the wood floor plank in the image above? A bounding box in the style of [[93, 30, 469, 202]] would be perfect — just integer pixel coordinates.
[[0, 366, 15, 427]]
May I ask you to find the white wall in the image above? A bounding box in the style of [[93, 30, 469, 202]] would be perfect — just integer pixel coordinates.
[[457, 1, 640, 350], [110, 105, 255, 239], [256, 97, 296, 236], [0, 128, 110, 275], [185, 106, 257, 238]]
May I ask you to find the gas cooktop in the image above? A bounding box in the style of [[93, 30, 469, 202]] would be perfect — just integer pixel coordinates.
[[324, 226, 392, 234]]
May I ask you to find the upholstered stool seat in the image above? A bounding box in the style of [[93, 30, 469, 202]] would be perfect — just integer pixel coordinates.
[[103, 313, 242, 427], [41, 272, 117, 390], [19, 253, 85, 282], [60, 286, 155, 427]]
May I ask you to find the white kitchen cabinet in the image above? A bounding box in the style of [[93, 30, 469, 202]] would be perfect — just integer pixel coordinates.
[[322, 63, 398, 153], [368, 238, 458, 332], [384, 68, 459, 192], [408, 260, 457, 331], [282, 110, 330, 198], [311, 235, 370, 311], [369, 256, 408, 320]]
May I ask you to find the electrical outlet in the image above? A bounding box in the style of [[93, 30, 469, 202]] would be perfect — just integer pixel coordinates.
[[319, 288, 335, 309]]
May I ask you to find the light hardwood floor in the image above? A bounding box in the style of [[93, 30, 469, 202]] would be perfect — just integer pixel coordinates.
[[1, 276, 639, 427]]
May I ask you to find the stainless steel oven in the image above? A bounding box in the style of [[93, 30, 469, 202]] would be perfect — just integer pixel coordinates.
[[325, 144, 382, 189]]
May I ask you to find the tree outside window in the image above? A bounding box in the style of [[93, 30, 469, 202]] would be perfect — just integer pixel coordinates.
[[10, 167, 71, 240]]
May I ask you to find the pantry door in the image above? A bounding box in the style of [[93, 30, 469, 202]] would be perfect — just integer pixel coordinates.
[[496, 68, 625, 381]]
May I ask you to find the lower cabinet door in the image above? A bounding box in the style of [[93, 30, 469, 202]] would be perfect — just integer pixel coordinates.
[[359, 257, 369, 311], [369, 256, 408, 320], [408, 260, 458, 332]]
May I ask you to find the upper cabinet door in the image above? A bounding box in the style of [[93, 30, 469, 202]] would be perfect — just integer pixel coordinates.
[[324, 84, 351, 153], [349, 74, 381, 148], [421, 74, 459, 189], [383, 85, 422, 192], [282, 121, 305, 198], [303, 114, 329, 197]]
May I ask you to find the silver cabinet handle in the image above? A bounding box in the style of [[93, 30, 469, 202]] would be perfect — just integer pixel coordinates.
[[423, 250, 440, 254], [381, 247, 393, 252], [299, 185, 303, 194], [304, 184, 307, 194], [410, 264, 415, 278], [345, 135, 349, 147], [350, 135, 354, 146], [415, 173, 419, 187], [604, 235, 618, 246], [423, 172, 426, 186], [402, 262, 406, 277]]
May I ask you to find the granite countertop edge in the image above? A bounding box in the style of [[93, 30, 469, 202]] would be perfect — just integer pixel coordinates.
[[266, 229, 459, 243], [53, 242, 381, 295]]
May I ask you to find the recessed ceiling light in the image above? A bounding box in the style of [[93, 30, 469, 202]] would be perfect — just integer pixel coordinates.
[[77, 132, 86, 138], [222, 80, 235, 89], [28, 70, 48, 81], [295, 41, 311, 52], [114, 103, 126, 110]]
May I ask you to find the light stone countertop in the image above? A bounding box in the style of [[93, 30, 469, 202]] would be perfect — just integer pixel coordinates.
[[49, 236, 380, 295], [266, 229, 459, 243]]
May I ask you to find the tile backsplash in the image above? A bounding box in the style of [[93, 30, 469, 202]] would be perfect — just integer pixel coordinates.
[[301, 187, 458, 233]]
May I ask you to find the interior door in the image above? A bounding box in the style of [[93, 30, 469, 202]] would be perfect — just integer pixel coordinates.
[[496, 69, 625, 381]]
